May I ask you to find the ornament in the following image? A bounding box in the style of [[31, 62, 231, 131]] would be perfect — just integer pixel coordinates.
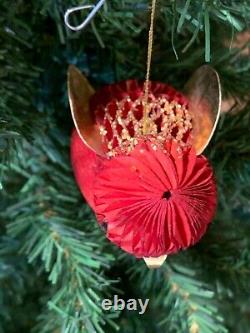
[[66, 0, 221, 268], [69, 65, 221, 268]]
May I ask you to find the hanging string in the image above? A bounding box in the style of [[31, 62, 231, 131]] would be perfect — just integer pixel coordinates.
[[143, 0, 157, 134], [64, 0, 157, 134]]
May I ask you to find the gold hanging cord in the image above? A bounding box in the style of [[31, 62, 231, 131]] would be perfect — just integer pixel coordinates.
[[143, 0, 157, 134]]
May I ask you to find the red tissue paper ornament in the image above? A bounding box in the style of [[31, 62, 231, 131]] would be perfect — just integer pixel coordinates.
[[69, 65, 221, 267]]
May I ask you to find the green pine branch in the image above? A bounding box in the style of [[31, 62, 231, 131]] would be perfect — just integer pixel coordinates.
[[7, 218, 117, 333], [1, 128, 117, 333], [127, 258, 228, 333], [0, 235, 32, 333]]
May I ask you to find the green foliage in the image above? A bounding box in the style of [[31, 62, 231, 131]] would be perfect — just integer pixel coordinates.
[[0, 236, 26, 332], [127, 257, 228, 333], [1, 1, 250, 333], [1, 129, 117, 332]]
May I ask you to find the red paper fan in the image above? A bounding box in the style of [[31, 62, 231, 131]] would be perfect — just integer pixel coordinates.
[[93, 140, 216, 257]]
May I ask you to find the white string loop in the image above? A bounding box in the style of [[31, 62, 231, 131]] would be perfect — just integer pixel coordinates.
[[64, 0, 106, 31]]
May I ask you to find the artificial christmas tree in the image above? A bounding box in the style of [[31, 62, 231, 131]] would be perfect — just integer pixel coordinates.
[[1, 1, 250, 333]]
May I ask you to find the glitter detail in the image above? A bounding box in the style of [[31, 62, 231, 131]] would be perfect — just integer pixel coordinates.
[[98, 94, 192, 157]]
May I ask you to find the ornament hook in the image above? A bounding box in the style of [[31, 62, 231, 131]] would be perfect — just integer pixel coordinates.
[[64, 0, 106, 31]]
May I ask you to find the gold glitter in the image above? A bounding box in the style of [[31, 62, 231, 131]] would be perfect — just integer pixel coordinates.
[[98, 94, 192, 156]]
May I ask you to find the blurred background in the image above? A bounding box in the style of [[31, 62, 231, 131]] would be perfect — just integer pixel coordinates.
[[0, 1, 250, 332]]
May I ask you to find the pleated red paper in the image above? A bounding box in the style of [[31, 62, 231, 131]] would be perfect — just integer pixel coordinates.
[[93, 140, 216, 257]]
